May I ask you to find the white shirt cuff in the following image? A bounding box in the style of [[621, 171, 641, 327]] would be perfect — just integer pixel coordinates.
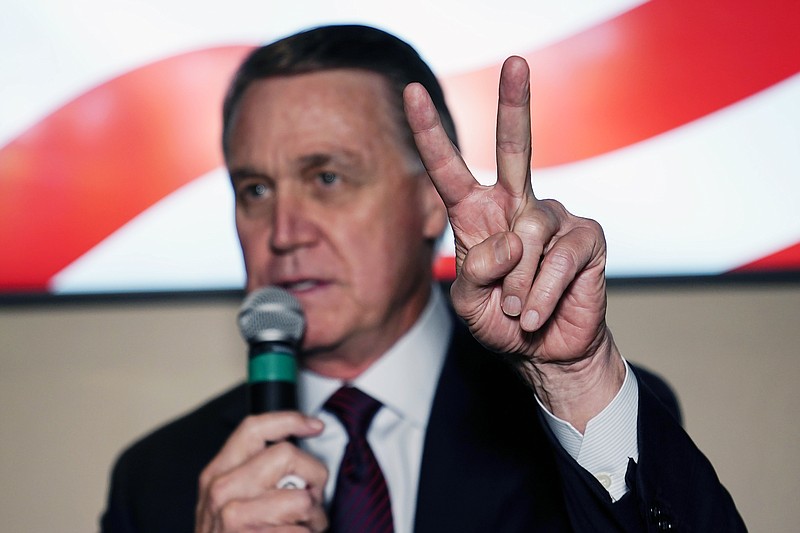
[[536, 359, 639, 501]]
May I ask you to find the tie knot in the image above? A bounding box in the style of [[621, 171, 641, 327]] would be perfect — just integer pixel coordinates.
[[324, 386, 382, 439]]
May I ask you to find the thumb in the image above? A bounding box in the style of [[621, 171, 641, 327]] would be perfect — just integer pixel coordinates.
[[451, 232, 523, 306]]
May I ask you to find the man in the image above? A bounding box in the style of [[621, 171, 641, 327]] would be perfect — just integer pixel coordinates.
[[101, 25, 745, 532]]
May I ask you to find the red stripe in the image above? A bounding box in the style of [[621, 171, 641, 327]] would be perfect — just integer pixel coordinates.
[[0, 46, 253, 291], [433, 255, 456, 281], [732, 242, 800, 273], [444, 0, 800, 170], [3, 0, 799, 291], [362, 491, 392, 531]]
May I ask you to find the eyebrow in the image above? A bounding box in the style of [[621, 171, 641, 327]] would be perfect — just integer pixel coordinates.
[[298, 153, 332, 170], [228, 150, 366, 182], [298, 151, 364, 172], [228, 166, 267, 182]]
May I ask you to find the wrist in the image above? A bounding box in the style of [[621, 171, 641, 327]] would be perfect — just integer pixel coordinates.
[[519, 328, 625, 433]]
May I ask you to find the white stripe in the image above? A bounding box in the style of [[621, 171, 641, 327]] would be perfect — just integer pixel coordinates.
[[51, 168, 245, 293], [51, 75, 800, 290], [472, 73, 800, 276]]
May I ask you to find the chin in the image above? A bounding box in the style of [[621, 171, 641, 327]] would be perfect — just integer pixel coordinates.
[[299, 321, 345, 354]]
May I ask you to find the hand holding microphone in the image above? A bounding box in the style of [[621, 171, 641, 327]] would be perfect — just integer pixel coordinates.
[[194, 412, 327, 532], [195, 288, 327, 533]]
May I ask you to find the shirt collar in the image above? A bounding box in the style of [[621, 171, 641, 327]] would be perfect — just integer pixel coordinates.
[[299, 286, 452, 428]]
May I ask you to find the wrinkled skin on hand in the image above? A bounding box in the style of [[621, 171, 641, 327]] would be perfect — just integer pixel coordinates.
[[195, 412, 328, 533], [404, 56, 624, 430]]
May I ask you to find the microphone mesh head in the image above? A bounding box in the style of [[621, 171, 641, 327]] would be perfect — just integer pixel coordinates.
[[238, 286, 305, 345]]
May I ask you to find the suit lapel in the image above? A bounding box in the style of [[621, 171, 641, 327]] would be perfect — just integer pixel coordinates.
[[413, 322, 571, 532]]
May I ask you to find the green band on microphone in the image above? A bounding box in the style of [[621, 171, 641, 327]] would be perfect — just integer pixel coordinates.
[[249, 352, 297, 383]]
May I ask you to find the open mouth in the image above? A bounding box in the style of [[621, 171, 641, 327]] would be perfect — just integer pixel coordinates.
[[279, 279, 325, 292]]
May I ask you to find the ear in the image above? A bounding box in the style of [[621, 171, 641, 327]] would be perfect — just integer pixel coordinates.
[[419, 174, 448, 240]]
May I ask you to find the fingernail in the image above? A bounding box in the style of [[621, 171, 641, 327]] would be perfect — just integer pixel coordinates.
[[521, 310, 540, 331], [503, 295, 522, 316], [308, 418, 324, 431], [494, 236, 510, 263]]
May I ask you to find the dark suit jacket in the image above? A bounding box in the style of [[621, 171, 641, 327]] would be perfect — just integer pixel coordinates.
[[101, 321, 745, 532]]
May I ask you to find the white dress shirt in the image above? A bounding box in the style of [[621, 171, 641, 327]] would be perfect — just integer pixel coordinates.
[[537, 361, 639, 501], [298, 287, 639, 531], [298, 287, 452, 533]]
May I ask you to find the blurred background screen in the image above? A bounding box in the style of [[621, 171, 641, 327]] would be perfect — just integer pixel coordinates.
[[2, 0, 798, 297]]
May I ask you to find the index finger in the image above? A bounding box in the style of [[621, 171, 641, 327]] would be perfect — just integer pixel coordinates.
[[403, 82, 477, 208], [202, 412, 323, 482]]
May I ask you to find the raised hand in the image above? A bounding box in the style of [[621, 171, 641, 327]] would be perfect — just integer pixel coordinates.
[[404, 56, 625, 429]]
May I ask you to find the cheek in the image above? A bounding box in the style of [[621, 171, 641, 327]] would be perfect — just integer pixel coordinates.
[[348, 213, 424, 293], [236, 221, 269, 282]]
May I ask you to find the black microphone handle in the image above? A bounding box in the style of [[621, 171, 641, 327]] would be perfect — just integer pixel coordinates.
[[247, 340, 298, 414]]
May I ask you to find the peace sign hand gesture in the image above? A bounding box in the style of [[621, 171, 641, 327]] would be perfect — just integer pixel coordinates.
[[404, 56, 625, 431]]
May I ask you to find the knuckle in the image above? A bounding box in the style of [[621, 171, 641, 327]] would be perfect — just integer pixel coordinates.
[[270, 440, 296, 459], [312, 463, 330, 487], [538, 198, 562, 211], [460, 248, 487, 281], [219, 500, 245, 528], [578, 215, 604, 238], [242, 414, 259, 427], [517, 212, 547, 234], [497, 138, 528, 154], [291, 490, 315, 516], [240, 414, 262, 439], [544, 246, 579, 276], [504, 268, 531, 290], [516, 214, 554, 245], [578, 222, 607, 259], [268, 441, 301, 470], [198, 465, 214, 490], [207, 476, 233, 513], [584, 216, 602, 233], [538, 198, 567, 219]]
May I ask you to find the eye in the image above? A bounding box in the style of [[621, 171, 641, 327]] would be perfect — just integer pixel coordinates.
[[243, 182, 269, 198], [317, 171, 340, 186], [251, 183, 268, 197], [236, 180, 272, 204]]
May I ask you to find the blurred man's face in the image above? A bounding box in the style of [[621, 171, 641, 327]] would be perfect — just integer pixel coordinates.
[[226, 69, 446, 376]]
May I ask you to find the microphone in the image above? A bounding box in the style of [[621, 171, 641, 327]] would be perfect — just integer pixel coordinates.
[[238, 287, 309, 490], [238, 286, 305, 414]]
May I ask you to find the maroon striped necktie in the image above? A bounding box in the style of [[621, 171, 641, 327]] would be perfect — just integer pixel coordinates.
[[324, 386, 395, 533]]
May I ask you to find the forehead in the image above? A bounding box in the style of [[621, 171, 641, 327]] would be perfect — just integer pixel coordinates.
[[227, 69, 407, 160]]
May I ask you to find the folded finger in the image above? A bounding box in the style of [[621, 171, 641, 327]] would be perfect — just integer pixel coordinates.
[[460, 232, 523, 285], [206, 442, 327, 509], [216, 488, 328, 532], [500, 202, 558, 317], [520, 224, 601, 332], [202, 412, 323, 482], [451, 232, 524, 319]]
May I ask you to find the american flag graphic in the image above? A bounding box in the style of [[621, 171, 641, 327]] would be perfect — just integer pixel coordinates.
[[1, 0, 798, 294]]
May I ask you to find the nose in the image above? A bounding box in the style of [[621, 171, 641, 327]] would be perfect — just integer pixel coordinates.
[[269, 188, 318, 253]]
